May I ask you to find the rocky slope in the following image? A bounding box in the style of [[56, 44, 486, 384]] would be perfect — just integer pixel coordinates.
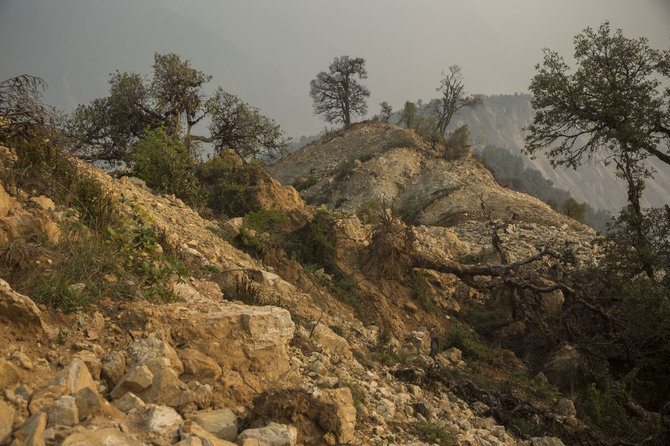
[[269, 122, 591, 233], [0, 135, 604, 446]]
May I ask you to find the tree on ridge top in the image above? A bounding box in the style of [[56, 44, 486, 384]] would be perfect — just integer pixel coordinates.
[[309, 56, 370, 127]]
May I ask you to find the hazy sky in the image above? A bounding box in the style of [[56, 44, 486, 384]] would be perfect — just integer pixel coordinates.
[[1, 0, 668, 138]]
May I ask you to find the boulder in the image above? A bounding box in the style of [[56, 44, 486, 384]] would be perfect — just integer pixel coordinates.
[[0, 278, 45, 333], [251, 387, 356, 444], [237, 422, 298, 446], [543, 344, 585, 391], [185, 408, 238, 441], [220, 217, 245, 239]]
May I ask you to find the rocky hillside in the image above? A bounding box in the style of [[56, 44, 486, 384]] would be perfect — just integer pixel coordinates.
[[0, 130, 649, 446], [269, 122, 591, 233]]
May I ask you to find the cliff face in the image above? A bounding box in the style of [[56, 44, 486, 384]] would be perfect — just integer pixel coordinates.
[[446, 94, 670, 213]]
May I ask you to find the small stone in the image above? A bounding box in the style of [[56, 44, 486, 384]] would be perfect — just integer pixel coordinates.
[[51, 358, 97, 394], [178, 348, 222, 382], [29, 385, 68, 415], [73, 387, 104, 420], [47, 395, 79, 427]]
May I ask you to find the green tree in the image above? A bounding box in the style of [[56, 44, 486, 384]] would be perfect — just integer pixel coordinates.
[[196, 88, 287, 161], [309, 56, 370, 127], [432, 65, 482, 136], [560, 197, 587, 222], [399, 101, 418, 129], [525, 22, 670, 222], [69, 53, 286, 163]]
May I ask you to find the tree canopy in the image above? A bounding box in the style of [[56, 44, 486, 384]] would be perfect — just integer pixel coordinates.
[[69, 53, 287, 163], [525, 22, 670, 217], [309, 56, 370, 127]]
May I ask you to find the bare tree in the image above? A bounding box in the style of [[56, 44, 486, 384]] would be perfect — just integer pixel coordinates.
[[0, 75, 50, 141], [309, 56, 370, 127], [433, 65, 481, 136]]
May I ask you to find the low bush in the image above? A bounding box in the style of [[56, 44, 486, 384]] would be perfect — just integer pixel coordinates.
[[294, 175, 317, 191], [131, 127, 206, 208]]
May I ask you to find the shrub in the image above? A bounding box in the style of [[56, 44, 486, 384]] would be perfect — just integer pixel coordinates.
[[356, 197, 384, 224], [411, 268, 432, 311], [442, 324, 501, 363], [197, 154, 265, 217], [294, 175, 317, 191], [333, 159, 356, 181], [412, 421, 457, 445], [131, 127, 206, 207]]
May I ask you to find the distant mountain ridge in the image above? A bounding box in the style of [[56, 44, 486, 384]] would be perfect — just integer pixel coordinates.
[[445, 94, 670, 213]]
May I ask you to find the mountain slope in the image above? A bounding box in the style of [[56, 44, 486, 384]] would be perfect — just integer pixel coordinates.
[[446, 94, 670, 213]]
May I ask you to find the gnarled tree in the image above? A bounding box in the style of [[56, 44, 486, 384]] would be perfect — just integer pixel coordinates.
[[0, 74, 50, 142], [309, 56, 370, 127], [432, 65, 482, 137]]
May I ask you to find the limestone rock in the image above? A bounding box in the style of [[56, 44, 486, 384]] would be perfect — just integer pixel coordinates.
[[29, 385, 68, 416], [73, 386, 110, 420], [311, 323, 352, 359], [185, 408, 238, 441], [237, 422, 298, 446], [110, 365, 154, 398], [51, 358, 97, 395], [0, 358, 20, 392], [220, 217, 244, 239], [178, 348, 222, 382], [0, 278, 45, 333], [47, 395, 78, 427], [61, 427, 142, 446], [101, 351, 126, 386], [112, 392, 146, 414], [127, 337, 183, 375], [14, 412, 47, 446], [180, 420, 238, 446], [72, 350, 101, 381], [0, 399, 15, 443], [146, 405, 183, 444], [30, 196, 55, 212]]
